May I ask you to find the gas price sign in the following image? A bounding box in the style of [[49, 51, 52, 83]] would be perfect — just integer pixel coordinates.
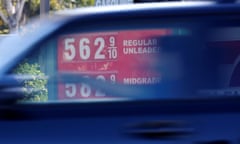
[[95, 0, 133, 6], [58, 29, 172, 99]]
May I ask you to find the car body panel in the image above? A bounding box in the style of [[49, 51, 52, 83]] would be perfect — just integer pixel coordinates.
[[0, 2, 240, 144]]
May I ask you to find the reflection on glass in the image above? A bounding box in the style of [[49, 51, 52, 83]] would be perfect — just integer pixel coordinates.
[[12, 28, 189, 102], [13, 26, 240, 103]]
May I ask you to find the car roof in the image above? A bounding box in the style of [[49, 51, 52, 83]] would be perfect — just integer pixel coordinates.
[[55, 1, 216, 16], [53, 2, 240, 25]]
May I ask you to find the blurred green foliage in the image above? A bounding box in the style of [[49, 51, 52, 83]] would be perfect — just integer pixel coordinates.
[[0, 0, 10, 34], [13, 62, 48, 102], [0, 21, 9, 34], [0, 0, 95, 34], [26, 0, 95, 16]]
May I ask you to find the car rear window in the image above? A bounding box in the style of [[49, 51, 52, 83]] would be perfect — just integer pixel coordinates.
[[8, 8, 240, 103]]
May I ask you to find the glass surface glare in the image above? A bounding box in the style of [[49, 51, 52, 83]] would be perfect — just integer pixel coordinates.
[[10, 23, 240, 103]]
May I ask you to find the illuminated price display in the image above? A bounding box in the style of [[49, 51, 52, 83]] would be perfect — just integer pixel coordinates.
[[58, 73, 117, 99], [58, 29, 172, 99], [60, 34, 118, 62]]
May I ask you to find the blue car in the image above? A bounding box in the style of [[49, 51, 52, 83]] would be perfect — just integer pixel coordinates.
[[0, 1, 240, 143]]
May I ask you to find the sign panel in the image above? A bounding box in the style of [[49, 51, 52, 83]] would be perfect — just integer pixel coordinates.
[[95, 0, 133, 6], [57, 29, 172, 99]]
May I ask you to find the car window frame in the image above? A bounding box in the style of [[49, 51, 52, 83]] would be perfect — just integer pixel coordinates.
[[1, 4, 240, 120]]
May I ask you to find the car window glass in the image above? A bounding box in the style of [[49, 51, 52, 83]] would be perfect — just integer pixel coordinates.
[[9, 13, 240, 103]]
